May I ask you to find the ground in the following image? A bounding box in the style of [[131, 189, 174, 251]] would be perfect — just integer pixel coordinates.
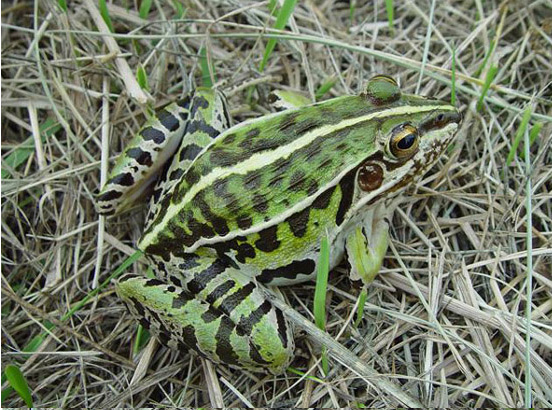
[[1, 0, 551, 407]]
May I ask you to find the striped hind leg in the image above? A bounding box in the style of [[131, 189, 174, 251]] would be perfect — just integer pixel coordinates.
[[116, 254, 294, 374], [145, 88, 231, 226], [96, 89, 230, 216]]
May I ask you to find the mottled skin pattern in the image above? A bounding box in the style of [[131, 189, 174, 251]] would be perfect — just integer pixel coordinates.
[[97, 76, 461, 374]]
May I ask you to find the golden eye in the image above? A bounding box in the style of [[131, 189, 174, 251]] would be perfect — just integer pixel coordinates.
[[390, 124, 419, 159]]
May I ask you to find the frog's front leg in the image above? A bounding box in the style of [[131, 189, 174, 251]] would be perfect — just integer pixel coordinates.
[[116, 253, 294, 374], [345, 206, 389, 285]]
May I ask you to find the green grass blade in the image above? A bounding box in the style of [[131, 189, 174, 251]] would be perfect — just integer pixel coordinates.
[[139, 0, 153, 19], [385, 0, 394, 30], [98, 0, 114, 33], [349, 0, 356, 22], [172, 0, 185, 19], [523, 101, 534, 408], [22, 320, 55, 353], [268, 0, 278, 15], [474, 39, 495, 78], [4, 365, 33, 408], [314, 236, 330, 376], [259, 0, 298, 72], [315, 78, 337, 101], [136, 64, 149, 91], [506, 105, 532, 165], [451, 45, 457, 105], [528, 122, 543, 146], [57, 0, 67, 12], [199, 47, 215, 88], [286, 367, 325, 382], [1, 387, 15, 404], [2, 119, 61, 179], [133, 326, 150, 354], [476, 65, 498, 112], [320, 348, 329, 376], [520, 122, 542, 160], [354, 288, 368, 327], [314, 237, 329, 330]]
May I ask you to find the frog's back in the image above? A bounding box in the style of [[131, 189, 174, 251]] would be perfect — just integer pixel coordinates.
[[139, 89, 457, 261], [139, 95, 376, 252]]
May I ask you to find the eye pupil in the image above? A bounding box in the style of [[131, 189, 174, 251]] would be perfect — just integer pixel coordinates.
[[390, 124, 419, 159], [397, 134, 416, 149]]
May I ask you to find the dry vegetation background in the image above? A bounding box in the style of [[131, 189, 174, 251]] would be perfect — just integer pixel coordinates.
[[1, 0, 551, 407]]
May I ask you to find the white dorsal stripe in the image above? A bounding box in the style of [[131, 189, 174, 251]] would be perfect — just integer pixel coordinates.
[[141, 103, 454, 247]]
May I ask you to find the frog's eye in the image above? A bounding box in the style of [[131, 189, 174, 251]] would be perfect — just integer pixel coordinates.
[[390, 124, 419, 159], [364, 75, 401, 105]]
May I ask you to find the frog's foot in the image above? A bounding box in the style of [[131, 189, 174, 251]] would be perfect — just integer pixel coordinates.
[[269, 89, 312, 110], [116, 259, 294, 374], [345, 208, 389, 285]]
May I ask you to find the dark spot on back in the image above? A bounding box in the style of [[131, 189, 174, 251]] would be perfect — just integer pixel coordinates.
[[289, 170, 306, 192], [243, 171, 262, 190], [236, 215, 253, 230], [224, 133, 237, 144], [279, 112, 300, 132], [255, 225, 280, 252], [247, 128, 260, 138], [235, 243, 256, 263], [285, 207, 310, 238], [177, 95, 191, 109], [336, 167, 356, 225], [252, 194, 268, 213]]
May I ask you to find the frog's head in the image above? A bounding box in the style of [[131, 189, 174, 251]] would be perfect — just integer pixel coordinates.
[[350, 75, 462, 214]]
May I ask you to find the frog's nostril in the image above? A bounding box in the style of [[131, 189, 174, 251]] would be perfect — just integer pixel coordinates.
[[451, 111, 462, 124]]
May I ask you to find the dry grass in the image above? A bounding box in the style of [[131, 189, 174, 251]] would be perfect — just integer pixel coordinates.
[[2, 0, 551, 407]]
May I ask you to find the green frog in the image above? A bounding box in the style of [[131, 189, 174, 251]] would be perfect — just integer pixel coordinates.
[[96, 75, 461, 374]]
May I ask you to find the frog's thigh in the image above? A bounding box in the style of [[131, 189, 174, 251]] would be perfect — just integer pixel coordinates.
[[116, 260, 294, 374], [145, 89, 231, 224], [345, 207, 389, 284]]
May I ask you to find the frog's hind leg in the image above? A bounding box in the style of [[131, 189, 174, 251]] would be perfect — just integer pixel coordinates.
[[116, 254, 294, 374], [96, 89, 230, 216], [145, 89, 231, 226]]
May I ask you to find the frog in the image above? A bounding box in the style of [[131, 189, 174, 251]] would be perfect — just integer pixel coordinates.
[[96, 75, 461, 374]]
